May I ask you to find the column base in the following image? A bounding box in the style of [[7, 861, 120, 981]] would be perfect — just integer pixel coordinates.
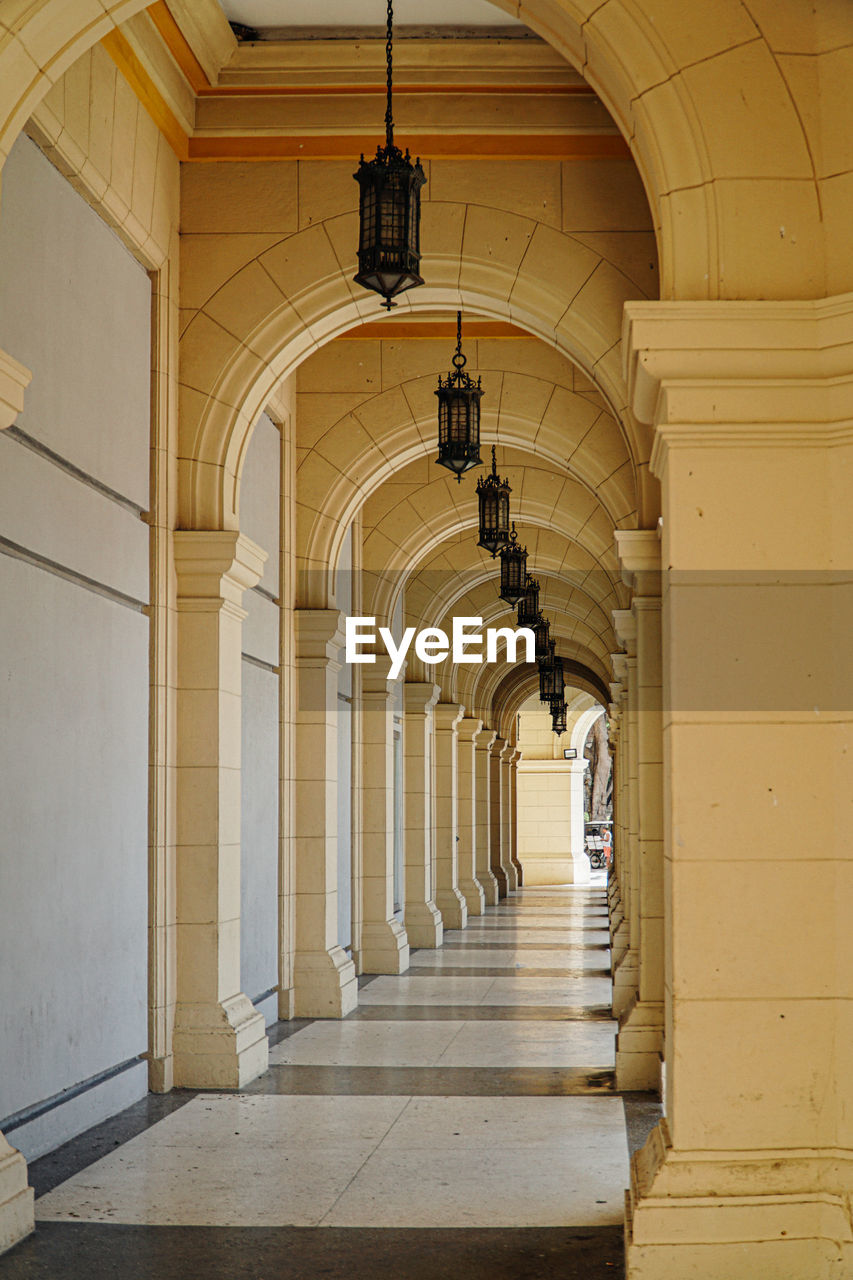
[[404, 900, 444, 948], [0, 1137, 33, 1256], [612, 947, 639, 1017], [611, 919, 629, 969], [491, 864, 509, 898], [511, 857, 524, 887], [436, 888, 468, 930], [626, 1120, 853, 1280], [478, 868, 500, 906], [459, 877, 486, 916], [294, 945, 358, 1018], [504, 861, 519, 892], [360, 918, 411, 974], [173, 992, 269, 1089], [615, 998, 663, 1092]]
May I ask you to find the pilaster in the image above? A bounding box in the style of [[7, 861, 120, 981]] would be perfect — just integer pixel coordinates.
[[292, 609, 358, 1017], [488, 736, 509, 897], [611, 610, 639, 1017], [508, 747, 523, 887], [172, 531, 269, 1088], [360, 658, 410, 973], [615, 530, 665, 1094], [433, 703, 467, 929], [456, 717, 486, 916], [474, 727, 500, 905], [403, 683, 443, 947], [499, 742, 518, 892], [622, 297, 853, 1278]]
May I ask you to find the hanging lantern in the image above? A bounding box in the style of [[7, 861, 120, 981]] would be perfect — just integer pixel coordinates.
[[532, 613, 551, 659], [353, 1, 426, 310], [498, 522, 527, 605], [517, 574, 540, 628], [435, 312, 483, 481], [551, 700, 568, 736], [541, 653, 564, 705], [538, 639, 556, 701], [476, 445, 511, 556]]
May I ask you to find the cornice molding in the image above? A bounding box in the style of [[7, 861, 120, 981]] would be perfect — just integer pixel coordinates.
[[622, 297, 853, 475], [0, 349, 32, 432]]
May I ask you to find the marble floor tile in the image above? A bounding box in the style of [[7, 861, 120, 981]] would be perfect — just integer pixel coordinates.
[[434, 1020, 616, 1068], [270, 1021, 464, 1067], [324, 1097, 629, 1228], [411, 947, 608, 970], [357, 976, 496, 1006]]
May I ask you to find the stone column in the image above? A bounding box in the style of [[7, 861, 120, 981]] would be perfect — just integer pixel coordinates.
[[615, 532, 665, 1092], [0, 351, 35, 1249], [403, 682, 443, 947], [509, 747, 523, 887], [0, 1135, 32, 1255], [474, 727, 500, 905], [292, 610, 358, 1017], [611, 612, 639, 1015], [456, 716, 486, 916], [173, 531, 269, 1088], [489, 735, 508, 897], [608, 661, 629, 964], [360, 657, 410, 973], [499, 742, 518, 892], [568, 758, 591, 874], [623, 299, 853, 1278], [433, 703, 467, 929]]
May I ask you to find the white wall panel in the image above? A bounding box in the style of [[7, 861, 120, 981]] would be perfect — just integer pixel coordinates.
[[0, 136, 150, 507]]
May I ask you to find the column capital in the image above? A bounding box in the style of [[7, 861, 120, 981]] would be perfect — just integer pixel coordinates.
[[615, 529, 661, 597], [457, 715, 483, 743], [475, 725, 498, 753], [362, 654, 397, 695], [499, 741, 515, 764], [490, 734, 506, 758], [0, 347, 31, 431], [174, 530, 267, 610], [434, 702, 464, 730], [612, 611, 637, 656], [404, 681, 440, 714], [622, 296, 853, 475], [295, 607, 345, 660], [509, 747, 522, 766]]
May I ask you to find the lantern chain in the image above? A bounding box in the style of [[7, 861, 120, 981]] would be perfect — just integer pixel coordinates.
[[385, 0, 394, 148]]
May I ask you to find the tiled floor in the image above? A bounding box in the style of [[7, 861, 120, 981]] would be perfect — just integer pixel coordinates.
[[3, 877, 660, 1278]]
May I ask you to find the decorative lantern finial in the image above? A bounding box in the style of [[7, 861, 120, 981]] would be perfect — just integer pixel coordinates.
[[476, 445, 511, 556], [353, 1, 426, 310], [435, 311, 483, 481]]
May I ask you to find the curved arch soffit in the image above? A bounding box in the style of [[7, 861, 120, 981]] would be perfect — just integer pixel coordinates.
[[571, 703, 606, 754]]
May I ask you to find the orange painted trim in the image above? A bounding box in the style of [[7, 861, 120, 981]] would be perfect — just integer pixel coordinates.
[[146, 1, 210, 93], [188, 133, 629, 161], [198, 83, 596, 98], [101, 29, 189, 160], [340, 320, 531, 339]]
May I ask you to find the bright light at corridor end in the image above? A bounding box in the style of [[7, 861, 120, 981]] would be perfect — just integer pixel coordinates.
[[345, 616, 536, 680]]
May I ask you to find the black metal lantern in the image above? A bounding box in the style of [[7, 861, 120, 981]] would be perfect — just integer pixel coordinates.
[[498, 522, 527, 605], [435, 312, 483, 481], [541, 653, 564, 705], [517, 574, 540, 628], [551, 700, 568, 735], [532, 613, 551, 659], [538, 639, 556, 701], [353, 1, 426, 310], [476, 446, 511, 555]]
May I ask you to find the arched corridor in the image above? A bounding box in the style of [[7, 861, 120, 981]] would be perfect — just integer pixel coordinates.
[[0, 3, 852, 1278]]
